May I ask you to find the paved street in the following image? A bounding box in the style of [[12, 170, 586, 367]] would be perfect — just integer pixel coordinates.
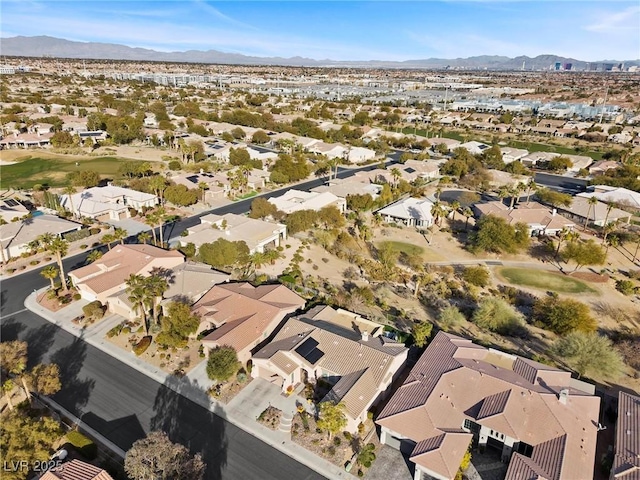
[[0, 156, 402, 479]]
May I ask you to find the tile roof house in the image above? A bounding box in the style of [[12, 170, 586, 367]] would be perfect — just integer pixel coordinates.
[[69, 245, 184, 317], [377, 197, 435, 228], [178, 213, 286, 254], [160, 261, 230, 309], [0, 215, 82, 260], [611, 391, 640, 480], [579, 186, 640, 211], [557, 196, 632, 227], [474, 201, 577, 236], [40, 459, 114, 480], [268, 189, 346, 214], [193, 282, 306, 364], [253, 305, 407, 432], [377, 332, 600, 480], [0, 198, 30, 223], [60, 186, 158, 221], [400, 160, 441, 182]]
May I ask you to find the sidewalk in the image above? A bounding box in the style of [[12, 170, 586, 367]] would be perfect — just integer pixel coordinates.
[[25, 288, 355, 480]]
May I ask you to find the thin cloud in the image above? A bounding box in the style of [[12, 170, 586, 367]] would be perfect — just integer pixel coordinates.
[[192, 0, 259, 31], [584, 5, 640, 33]]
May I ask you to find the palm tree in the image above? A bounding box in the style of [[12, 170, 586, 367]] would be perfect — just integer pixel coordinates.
[[390, 168, 401, 188], [601, 203, 614, 241], [144, 212, 159, 246], [113, 227, 128, 245], [86, 250, 103, 264], [430, 202, 446, 226], [40, 265, 59, 290], [0, 218, 7, 264], [154, 207, 167, 247], [198, 181, 209, 202], [263, 249, 282, 265], [435, 186, 442, 202], [102, 233, 116, 251], [126, 274, 149, 335], [137, 231, 151, 245], [63, 186, 77, 218], [450, 200, 460, 222], [145, 275, 169, 326], [39, 235, 69, 293], [497, 185, 510, 205], [149, 175, 167, 205], [584, 196, 598, 231], [525, 179, 537, 205], [605, 234, 619, 255], [602, 220, 618, 245], [555, 227, 571, 257], [462, 207, 474, 231]]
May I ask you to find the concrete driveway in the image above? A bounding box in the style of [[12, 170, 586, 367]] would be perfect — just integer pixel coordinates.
[[227, 377, 305, 421]]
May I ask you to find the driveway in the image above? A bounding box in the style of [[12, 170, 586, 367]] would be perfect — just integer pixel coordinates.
[[365, 444, 413, 480], [226, 377, 306, 421]]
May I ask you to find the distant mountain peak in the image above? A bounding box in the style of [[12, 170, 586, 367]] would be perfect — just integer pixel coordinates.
[[0, 35, 637, 69]]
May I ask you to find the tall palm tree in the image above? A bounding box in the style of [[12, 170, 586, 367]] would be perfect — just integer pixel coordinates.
[[450, 200, 460, 222], [40, 265, 59, 290], [601, 203, 614, 239], [144, 211, 159, 246], [39, 235, 69, 293], [154, 207, 167, 247], [0, 218, 7, 264], [63, 186, 77, 218], [584, 196, 598, 231], [113, 227, 128, 245], [430, 202, 446, 226], [126, 274, 149, 335], [462, 207, 474, 231], [145, 275, 169, 326], [137, 231, 151, 245], [149, 175, 167, 205], [198, 181, 209, 202], [390, 168, 401, 188], [102, 233, 116, 251], [526, 179, 537, 205]]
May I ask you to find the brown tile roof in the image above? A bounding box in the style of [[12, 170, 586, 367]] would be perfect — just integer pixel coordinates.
[[376, 332, 600, 480], [40, 460, 114, 480], [612, 391, 640, 480], [254, 309, 407, 419], [475, 202, 576, 231], [410, 431, 474, 479], [196, 283, 305, 353], [70, 245, 183, 294]]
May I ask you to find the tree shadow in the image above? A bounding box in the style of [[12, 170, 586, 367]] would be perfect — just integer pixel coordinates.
[[0, 317, 26, 341], [24, 323, 58, 366], [151, 375, 227, 480], [50, 335, 95, 413]]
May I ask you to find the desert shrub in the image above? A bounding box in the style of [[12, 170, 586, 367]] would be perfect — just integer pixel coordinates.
[[107, 323, 124, 338], [472, 297, 526, 336], [615, 279, 637, 296], [532, 295, 596, 334], [30, 260, 40, 266], [133, 336, 152, 356], [66, 431, 97, 460], [462, 265, 490, 287], [82, 300, 105, 319], [73, 293, 81, 301], [333, 436, 341, 446], [6, 268, 16, 274]]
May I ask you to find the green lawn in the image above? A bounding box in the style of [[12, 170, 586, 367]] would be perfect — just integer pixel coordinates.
[[377, 241, 424, 257], [497, 267, 597, 294], [0, 156, 142, 189]]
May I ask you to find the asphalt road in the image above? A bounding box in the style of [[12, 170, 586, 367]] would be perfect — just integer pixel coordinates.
[[0, 158, 402, 480]]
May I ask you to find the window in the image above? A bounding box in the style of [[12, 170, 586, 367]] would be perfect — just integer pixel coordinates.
[[463, 419, 472, 430]]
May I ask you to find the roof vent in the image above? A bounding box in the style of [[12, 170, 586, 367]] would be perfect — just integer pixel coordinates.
[[559, 388, 569, 405]]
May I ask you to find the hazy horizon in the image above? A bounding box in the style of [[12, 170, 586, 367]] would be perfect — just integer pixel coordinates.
[[1, 1, 639, 62]]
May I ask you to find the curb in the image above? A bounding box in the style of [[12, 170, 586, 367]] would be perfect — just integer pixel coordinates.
[[25, 290, 355, 480]]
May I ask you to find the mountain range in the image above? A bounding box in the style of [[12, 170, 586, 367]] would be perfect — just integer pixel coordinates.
[[1, 36, 638, 70]]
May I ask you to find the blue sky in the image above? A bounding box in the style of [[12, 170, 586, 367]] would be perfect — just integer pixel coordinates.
[[2, 1, 639, 61]]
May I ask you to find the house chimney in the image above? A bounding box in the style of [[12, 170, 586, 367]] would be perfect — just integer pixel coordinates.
[[559, 388, 569, 405], [552, 208, 557, 216], [362, 331, 369, 342]]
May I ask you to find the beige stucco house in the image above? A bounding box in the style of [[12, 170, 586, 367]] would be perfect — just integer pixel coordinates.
[[252, 305, 408, 432], [193, 282, 305, 365], [69, 244, 184, 317]]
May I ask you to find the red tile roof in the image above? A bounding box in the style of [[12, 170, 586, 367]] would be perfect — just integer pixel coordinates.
[[40, 460, 113, 480]]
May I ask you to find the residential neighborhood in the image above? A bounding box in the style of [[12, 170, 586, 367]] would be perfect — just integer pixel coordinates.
[[1, 25, 639, 480]]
